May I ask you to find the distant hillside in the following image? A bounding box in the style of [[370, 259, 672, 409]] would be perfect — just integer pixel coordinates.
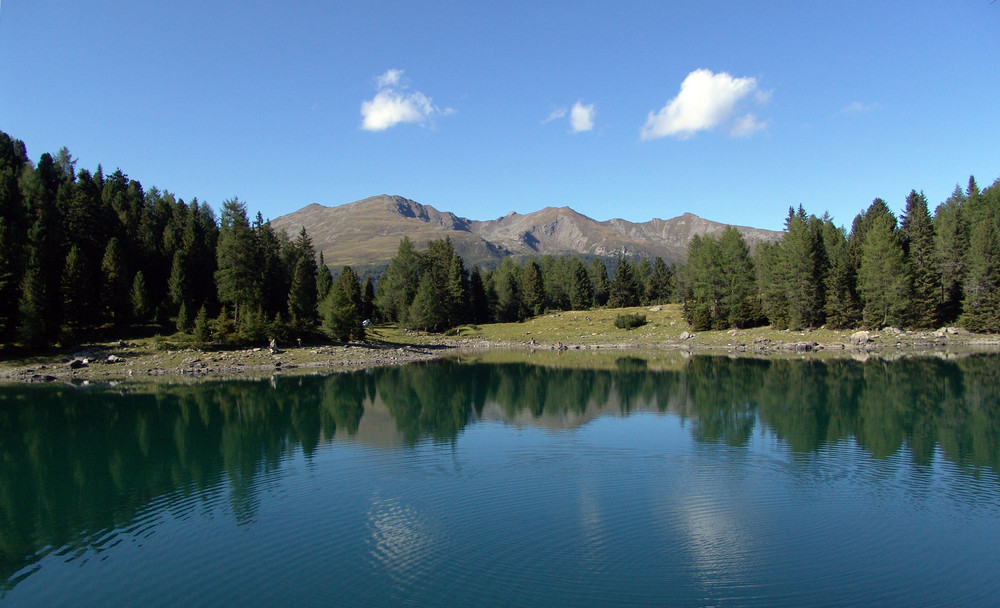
[[268, 194, 781, 272]]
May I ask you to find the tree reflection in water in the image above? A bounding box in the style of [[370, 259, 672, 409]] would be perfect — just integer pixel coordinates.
[[1, 354, 998, 590]]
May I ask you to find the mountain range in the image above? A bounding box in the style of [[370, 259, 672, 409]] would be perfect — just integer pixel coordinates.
[[269, 194, 782, 272]]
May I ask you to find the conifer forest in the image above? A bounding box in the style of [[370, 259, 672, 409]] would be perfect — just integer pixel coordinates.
[[1, 129, 998, 352]]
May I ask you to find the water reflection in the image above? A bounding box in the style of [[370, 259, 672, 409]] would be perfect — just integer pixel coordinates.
[[1, 353, 999, 592]]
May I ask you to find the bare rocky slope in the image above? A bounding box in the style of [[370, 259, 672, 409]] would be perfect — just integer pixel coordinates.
[[269, 194, 781, 271]]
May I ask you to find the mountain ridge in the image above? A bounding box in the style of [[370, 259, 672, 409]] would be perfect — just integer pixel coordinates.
[[268, 194, 782, 271]]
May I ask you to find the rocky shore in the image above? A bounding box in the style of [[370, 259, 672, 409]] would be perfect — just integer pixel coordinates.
[[2, 324, 999, 385]]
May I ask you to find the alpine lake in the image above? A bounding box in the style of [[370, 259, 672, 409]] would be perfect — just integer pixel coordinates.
[[1, 351, 999, 607]]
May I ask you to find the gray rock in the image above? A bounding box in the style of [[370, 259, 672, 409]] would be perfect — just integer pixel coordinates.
[[850, 330, 870, 345]]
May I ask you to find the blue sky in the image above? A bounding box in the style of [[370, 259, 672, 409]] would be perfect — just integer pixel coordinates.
[[2, 1, 998, 230]]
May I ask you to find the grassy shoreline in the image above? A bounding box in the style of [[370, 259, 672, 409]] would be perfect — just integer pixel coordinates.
[[2, 304, 998, 384]]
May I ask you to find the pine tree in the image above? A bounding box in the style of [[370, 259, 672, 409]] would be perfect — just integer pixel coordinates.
[[101, 237, 131, 325], [445, 255, 468, 326], [375, 237, 420, 324], [588, 258, 610, 307], [131, 270, 151, 323], [287, 254, 318, 330], [323, 266, 364, 341], [469, 265, 490, 323], [490, 258, 522, 322], [520, 260, 546, 317], [316, 251, 333, 301], [567, 257, 593, 310], [0, 132, 29, 339], [960, 215, 1000, 332], [645, 257, 674, 305], [783, 211, 824, 329], [716, 227, 760, 328], [858, 214, 909, 328], [215, 198, 261, 323], [175, 301, 193, 333], [754, 241, 789, 328], [608, 255, 639, 308], [900, 190, 940, 328], [821, 221, 860, 328], [362, 276, 376, 322], [934, 187, 968, 324], [62, 245, 97, 336]]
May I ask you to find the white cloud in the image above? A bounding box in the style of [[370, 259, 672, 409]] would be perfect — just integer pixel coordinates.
[[640, 69, 765, 140], [376, 68, 404, 89], [730, 113, 767, 137], [839, 101, 878, 115], [360, 69, 449, 131], [570, 101, 595, 133], [543, 107, 568, 123]]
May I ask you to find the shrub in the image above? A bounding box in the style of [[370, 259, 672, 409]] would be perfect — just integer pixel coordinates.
[[614, 313, 647, 330]]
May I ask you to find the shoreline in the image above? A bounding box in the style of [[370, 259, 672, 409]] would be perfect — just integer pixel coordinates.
[[2, 324, 999, 385]]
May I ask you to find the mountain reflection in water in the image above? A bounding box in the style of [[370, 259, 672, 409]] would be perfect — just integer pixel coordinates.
[[1, 353, 998, 597]]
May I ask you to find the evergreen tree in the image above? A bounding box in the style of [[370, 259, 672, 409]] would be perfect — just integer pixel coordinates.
[[960, 213, 1000, 332], [754, 241, 789, 329], [858, 214, 909, 328], [567, 257, 593, 310], [0, 132, 29, 339], [934, 187, 968, 324], [375, 237, 420, 324], [61, 245, 97, 336], [608, 255, 639, 308], [588, 258, 610, 306], [316, 251, 333, 301], [167, 249, 190, 309], [716, 227, 761, 328], [408, 273, 448, 331], [821, 221, 860, 328], [362, 276, 376, 322], [175, 301, 193, 333], [900, 190, 940, 328], [520, 260, 546, 316], [287, 254, 318, 330], [490, 258, 522, 322], [100, 237, 131, 325], [645, 256, 674, 305], [215, 198, 261, 323], [468, 265, 490, 323], [445, 255, 468, 326], [193, 304, 211, 344], [633, 258, 653, 304], [323, 266, 364, 341], [131, 270, 151, 323], [783, 210, 824, 329]]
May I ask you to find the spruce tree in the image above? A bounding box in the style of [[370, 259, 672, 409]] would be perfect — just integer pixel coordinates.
[[101, 237, 131, 325], [608, 255, 639, 308], [960, 215, 1000, 332], [783, 211, 824, 329], [858, 214, 909, 328], [468, 265, 490, 323], [520, 260, 546, 317], [61, 245, 96, 337], [362, 276, 376, 322], [215, 198, 261, 323], [287, 254, 318, 330], [645, 257, 674, 305], [323, 266, 364, 341], [588, 258, 610, 307], [375, 237, 420, 324], [900, 190, 940, 328], [131, 270, 151, 323], [567, 257, 593, 310], [934, 187, 968, 324], [316, 251, 333, 301]]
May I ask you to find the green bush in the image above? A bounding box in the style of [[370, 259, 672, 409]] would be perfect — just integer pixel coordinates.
[[614, 313, 647, 330]]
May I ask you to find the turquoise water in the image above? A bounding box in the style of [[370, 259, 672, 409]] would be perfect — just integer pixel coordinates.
[[1, 355, 999, 606]]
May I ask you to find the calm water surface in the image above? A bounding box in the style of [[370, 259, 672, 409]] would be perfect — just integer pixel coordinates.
[[1, 354, 999, 607]]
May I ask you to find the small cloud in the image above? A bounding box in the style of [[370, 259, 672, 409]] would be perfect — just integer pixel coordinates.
[[543, 107, 568, 124], [640, 68, 767, 140], [360, 69, 450, 131], [376, 68, 404, 90], [570, 101, 595, 133], [839, 101, 879, 115], [730, 113, 767, 137]]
